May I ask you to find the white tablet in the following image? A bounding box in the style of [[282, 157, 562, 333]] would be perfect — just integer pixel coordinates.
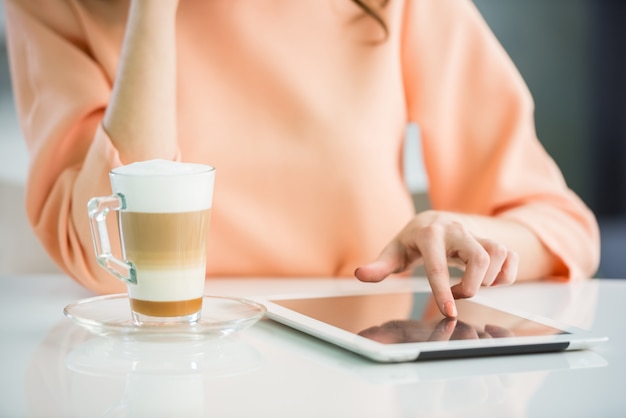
[[260, 286, 608, 363]]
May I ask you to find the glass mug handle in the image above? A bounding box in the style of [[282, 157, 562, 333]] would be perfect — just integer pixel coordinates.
[[87, 193, 137, 285]]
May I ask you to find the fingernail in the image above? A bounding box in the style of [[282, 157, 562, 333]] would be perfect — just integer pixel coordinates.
[[444, 301, 458, 318]]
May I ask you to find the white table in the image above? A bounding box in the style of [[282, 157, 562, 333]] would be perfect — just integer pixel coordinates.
[[0, 274, 624, 417]]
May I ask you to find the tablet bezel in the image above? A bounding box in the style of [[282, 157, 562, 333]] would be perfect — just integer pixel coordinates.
[[258, 284, 608, 363]]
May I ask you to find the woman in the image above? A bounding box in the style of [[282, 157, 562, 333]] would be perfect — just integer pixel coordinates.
[[4, 0, 599, 317]]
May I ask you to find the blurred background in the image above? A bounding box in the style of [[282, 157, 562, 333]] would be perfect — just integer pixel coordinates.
[[0, 1, 625, 277]]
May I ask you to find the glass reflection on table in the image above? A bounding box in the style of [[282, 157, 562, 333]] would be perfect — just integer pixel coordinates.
[[25, 320, 262, 417]]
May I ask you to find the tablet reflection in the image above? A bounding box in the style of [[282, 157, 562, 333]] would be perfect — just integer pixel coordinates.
[[275, 291, 567, 346]]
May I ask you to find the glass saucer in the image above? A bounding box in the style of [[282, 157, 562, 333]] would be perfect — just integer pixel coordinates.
[[63, 294, 266, 340]]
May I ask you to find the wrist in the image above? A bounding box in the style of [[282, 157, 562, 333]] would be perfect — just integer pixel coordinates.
[[129, 0, 179, 24]]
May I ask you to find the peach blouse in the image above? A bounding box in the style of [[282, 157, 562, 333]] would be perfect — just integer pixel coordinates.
[[5, 0, 599, 294]]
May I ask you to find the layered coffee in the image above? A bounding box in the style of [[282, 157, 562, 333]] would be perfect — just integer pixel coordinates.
[[121, 209, 211, 317], [109, 160, 215, 323]]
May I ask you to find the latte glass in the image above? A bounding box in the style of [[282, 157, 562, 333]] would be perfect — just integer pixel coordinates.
[[88, 160, 215, 325]]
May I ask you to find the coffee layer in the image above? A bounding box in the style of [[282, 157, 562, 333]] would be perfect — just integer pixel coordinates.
[[127, 267, 206, 301], [121, 210, 211, 267], [130, 297, 203, 317]]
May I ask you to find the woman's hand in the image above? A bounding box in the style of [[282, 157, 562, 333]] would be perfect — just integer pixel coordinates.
[[355, 210, 522, 318]]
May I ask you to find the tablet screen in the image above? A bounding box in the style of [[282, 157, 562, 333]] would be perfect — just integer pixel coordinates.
[[273, 292, 568, 345]]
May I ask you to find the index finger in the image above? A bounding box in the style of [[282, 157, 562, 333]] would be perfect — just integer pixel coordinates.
[[419, 236, 457, 318]]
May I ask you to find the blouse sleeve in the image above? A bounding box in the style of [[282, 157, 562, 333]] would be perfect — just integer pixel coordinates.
[[400, 0, 600, 279], [5, 0, 127, 293]]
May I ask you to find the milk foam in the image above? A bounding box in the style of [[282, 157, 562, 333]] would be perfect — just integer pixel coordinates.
[[128, 266, 206, 301], [110, 160, 215, 213]]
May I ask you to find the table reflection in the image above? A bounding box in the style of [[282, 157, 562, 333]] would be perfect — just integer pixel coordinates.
[[26, 320, 262, 417], [22, 279, 604, 417]]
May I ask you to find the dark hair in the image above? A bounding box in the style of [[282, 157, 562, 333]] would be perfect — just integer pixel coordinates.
[[351, 0, 389, 39]]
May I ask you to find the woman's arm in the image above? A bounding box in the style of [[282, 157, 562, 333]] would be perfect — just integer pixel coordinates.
[[357, 0, 599, 318], [103, 0, 180, 163], [4, 0, 181, 293]]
